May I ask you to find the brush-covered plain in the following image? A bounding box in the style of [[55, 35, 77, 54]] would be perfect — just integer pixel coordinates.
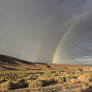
[[0, 68, 92, 92]]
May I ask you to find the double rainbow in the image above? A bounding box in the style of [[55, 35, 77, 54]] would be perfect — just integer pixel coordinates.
[[51, 21, 78, 63]]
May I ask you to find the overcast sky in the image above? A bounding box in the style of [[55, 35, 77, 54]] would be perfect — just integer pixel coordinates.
[[0, 0, 92, 65]]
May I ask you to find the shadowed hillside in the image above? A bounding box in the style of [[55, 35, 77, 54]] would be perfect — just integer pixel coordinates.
[[0, 54, 49, 70]]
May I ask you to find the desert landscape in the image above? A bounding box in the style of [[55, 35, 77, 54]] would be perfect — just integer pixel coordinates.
[[0, 54, 91, 92], [0, 0, 92, 92]]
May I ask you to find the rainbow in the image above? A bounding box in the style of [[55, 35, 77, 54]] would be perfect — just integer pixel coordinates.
[[51, 21, 78, 64], [34, 20, 78, 63], [34, 12, 87, 64]]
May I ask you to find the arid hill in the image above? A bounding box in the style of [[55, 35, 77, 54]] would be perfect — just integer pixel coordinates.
[[0, 54, 91, 70], [0, 54, 49, 70]]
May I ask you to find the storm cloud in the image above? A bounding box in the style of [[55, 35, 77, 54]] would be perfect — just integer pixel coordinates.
[[0, 0, 92, 64]]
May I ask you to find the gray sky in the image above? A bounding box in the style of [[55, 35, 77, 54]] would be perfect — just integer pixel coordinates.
[[0, 0, 92, 65]]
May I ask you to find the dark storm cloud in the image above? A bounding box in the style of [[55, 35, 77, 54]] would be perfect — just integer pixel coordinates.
[[0, 0, 92, 64], [37, 0, 87, 63], [58, 13, 92, 64], [0, 0, 59, 61]]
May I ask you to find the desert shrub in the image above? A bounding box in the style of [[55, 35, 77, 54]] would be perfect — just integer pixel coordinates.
[[78, 68, 84, 72], [0, 79, 7, 84], [46, 65, 51, 68], [42, 79, 56, 86], [28, 79, 43, 88], [25, 75, 33, 80], [84, 82, 89, 87], [25, 74, 38, 80], [27, 80, 34, 84], [28, 78, 56, 88], [55, 76, 68, 84], [0, 81, 16, 91], [38, 74, 52, 80], [72, 76, 78, 79], [50, 70, 56, 73], [55, 77, 64, 84], [65, 67, 68, 70], [63, 76, 68, 82], [15, 78, 28, 88]]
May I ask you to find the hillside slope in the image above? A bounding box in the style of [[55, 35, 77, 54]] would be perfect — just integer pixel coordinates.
[[0, 54, 91, 70], [0, 54, 48, 70]]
